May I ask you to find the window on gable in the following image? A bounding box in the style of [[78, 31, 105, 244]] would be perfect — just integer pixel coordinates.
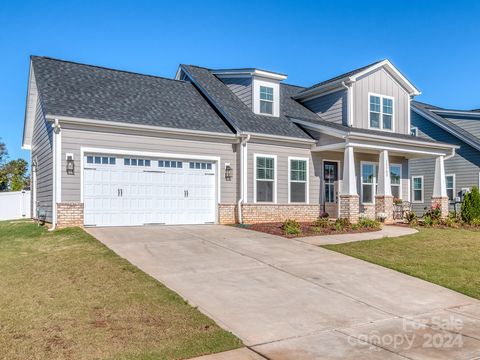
[[370, 95, 394, 130], [256, 156, 275, 202], [259, 86, 273, 115]]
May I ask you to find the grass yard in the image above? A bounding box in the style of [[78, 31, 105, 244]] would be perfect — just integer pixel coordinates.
[[323, 227, 480, 300], [0, 221, 241, 360]]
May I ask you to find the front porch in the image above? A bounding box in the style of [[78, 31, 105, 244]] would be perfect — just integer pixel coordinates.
[[312, 135, 457, 224]]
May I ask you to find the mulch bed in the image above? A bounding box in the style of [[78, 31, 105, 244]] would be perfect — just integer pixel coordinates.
[[242, 222, 381, 238]]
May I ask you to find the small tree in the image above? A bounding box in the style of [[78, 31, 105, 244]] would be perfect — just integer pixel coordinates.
[[0, 138, 7, 164], [0, 159, 29, 191], [461, 186, 480, 224]]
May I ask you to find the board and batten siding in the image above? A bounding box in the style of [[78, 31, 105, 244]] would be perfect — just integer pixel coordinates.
[[303, 89, 347, 125], [31, 99, 53, 222], [352, 67, 410, 134], [60, 125, 239, 204], [246, 141, 320, 204], [219, 77, 252, 109], [409, 111, 480, 214]]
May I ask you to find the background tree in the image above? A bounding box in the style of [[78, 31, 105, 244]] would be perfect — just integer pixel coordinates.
[[0, 142, 29, 191]]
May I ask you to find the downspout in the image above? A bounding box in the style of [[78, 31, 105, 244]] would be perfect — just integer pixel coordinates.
[[341, 81, 353, 127], [237, 134, 250, 224], [445, 146, 456, 160], [49, 118, 61, 231]]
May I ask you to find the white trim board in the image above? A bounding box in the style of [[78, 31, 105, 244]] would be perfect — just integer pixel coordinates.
[[253, 153, 278, 204], [287, 156, 310, 204], [411, 175, 424, 203]]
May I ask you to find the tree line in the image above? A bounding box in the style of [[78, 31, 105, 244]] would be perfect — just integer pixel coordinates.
[[0, 138, 29, 191]]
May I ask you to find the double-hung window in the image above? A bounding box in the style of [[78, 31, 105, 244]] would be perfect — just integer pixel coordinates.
[[256, 156, 275, 202], [446, 175, 455, 201], [390, 165, 401, 199], [289, 158, 308, 203], [369, 94, 393, 131], [259, 86, 274, 115], [412, 176, 424, 203]]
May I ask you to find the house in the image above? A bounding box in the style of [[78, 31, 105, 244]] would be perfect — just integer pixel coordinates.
[[410, 101, 480, 214], [22, 56, 457, 227]]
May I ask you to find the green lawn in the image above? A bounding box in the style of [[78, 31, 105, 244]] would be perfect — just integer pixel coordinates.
[[0, 221, 241, 360], [323, 227, 480, 300]]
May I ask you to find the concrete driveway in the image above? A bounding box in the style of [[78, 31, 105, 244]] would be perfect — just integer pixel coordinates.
[[87, 225, 480, 359]]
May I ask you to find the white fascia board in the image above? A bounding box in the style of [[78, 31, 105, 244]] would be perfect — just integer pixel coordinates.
[[289, 118, 348, 139], [350, 59, 421, 96], [241, 131, 316, 145], [45, 115, 238, 141], [293, 80, 349, 101], [22, 61, 36, 149], [411, 106, 480, 152], [347, 132, 458, 151], [211, 69, 287, 81], [431, 109, 480, 118], [346, 141, 447, 157]]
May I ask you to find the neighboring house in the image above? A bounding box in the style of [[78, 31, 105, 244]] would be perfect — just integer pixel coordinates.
[[22, 56, 456, 227], [410, 101, 480, 214]]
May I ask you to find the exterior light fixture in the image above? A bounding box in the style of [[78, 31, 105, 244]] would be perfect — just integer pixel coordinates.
[[66, 153, 75, 175], [225, 163, 232, 181]]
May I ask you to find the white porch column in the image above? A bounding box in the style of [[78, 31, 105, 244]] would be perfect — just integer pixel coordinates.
[[339, 146, 359, 223], [341, 145, 357, 196], [377, 150, 392, 197], [433, 156, 447, 198], [375, 150, 394, 223], [432, 155, 449, 217]]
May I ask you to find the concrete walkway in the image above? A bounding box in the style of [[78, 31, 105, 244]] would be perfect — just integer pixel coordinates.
[[87, 225, 480, 360], [296, 225, 418, 245]]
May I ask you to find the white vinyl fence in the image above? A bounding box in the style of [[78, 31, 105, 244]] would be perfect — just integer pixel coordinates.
[[0, 191, 31, 221]]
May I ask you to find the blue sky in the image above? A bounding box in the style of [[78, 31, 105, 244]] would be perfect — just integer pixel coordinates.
[[1, 0, 479, 161]]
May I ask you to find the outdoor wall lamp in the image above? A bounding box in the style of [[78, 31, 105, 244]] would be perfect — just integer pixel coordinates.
[[225, 163, 233, 181], [66, 153, 75, 175]]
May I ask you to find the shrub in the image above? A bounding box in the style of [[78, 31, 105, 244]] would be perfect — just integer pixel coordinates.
[[444, 216, 460, 228], [314, 217, 331, 228], [425, 203, 442, 221], [281, 219, 302, 235], [461, 186, 480, 224], [423, 215, 433, 227], [471, 218, 480, 227], [358, 217, 381, 230], [405, 211, 417, 225], [334, 218, 351, 232]]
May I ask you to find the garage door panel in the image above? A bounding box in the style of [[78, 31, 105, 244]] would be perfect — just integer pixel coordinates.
[[83, 155, 217, 226]]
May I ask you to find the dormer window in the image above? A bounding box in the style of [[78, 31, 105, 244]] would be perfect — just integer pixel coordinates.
[[369, 94, 394, 131], [260, 86, 274, 115]]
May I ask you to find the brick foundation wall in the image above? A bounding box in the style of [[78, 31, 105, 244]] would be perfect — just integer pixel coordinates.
[[375, 195, 394, 224], [57, 202, 84, 228], [339, 195, 359, 224], [360, 204, 375, 219], [431, 196, 449, 218], [240, 204, 320, 224], [218, 204, 238, 224]]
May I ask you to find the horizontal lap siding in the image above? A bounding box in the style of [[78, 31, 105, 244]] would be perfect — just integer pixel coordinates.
[[353, 68, 410, 134], [220, 77, 252, 109], [303, 89, 347, 125], [61, 126, 238, 203], [410, 111, 480, 214], [247, 141, 320, 204], [31, 100, 53, 222]]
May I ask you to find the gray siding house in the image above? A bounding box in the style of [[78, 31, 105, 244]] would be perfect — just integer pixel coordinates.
[[22, 57, 456, 228], [410, 101, 480, 214]]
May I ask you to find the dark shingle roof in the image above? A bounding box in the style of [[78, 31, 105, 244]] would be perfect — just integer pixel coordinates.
[[412, 100, 480, 145], [31, 56, 233, 134], [301, 60, 385, 92], [180, 65, 314, 139]]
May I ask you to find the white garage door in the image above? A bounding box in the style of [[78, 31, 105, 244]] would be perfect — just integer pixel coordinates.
[[83, 154, 217, 226]]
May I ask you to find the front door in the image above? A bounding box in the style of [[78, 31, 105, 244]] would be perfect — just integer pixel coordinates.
[[323, 161, 338, 217]]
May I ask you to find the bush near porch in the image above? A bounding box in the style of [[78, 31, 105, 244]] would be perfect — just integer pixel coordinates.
[[244, 217, 381, 238], [0, 220, 241, 360]]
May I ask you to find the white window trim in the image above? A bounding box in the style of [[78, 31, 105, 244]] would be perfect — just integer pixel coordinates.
[[412, 175, 424, 203], [253, 153, 277, 204], [360, 161, 402, 204], [288, 156, 309, 204], [368, 92, 395, 132], [253, 77, 280, 117], [445, 173, 456, 201]]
